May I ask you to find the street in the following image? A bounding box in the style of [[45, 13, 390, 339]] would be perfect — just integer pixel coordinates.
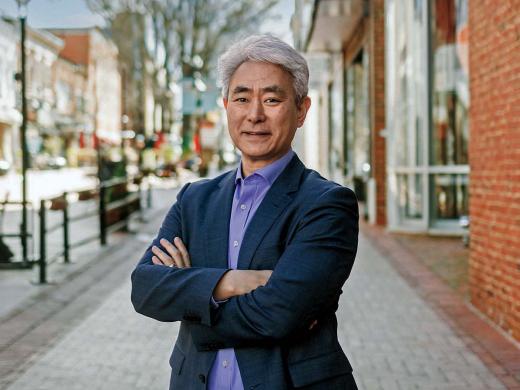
[[0, 168, 98, 205]]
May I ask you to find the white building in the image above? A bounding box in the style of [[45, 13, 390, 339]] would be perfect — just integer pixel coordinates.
[[0, 18, 21, 170]]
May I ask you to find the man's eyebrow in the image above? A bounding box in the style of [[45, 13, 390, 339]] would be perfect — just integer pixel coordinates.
[[231, 85, 251, 94], [230, 85, 288, 96], [262, 85, 287, 95]]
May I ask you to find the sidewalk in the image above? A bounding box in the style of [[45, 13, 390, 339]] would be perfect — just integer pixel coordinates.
[[0, 185, 181, 389], [0, 202, 517, 389]]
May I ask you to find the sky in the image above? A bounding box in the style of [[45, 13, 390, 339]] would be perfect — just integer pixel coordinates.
[[0, 0, 105, 28], [0, 0, 294, 42]]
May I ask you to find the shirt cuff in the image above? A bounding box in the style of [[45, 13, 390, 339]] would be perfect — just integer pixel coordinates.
[[210, 296, 229, 308]]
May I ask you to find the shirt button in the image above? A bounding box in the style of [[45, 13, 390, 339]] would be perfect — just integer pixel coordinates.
[[223, 359, 229, 368], [240, 204, 246, 210], [233, 240, 239, 247]]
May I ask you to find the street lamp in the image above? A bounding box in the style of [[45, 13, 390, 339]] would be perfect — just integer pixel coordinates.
[[16, 0, 30, 263]]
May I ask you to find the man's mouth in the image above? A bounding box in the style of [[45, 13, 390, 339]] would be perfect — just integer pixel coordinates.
[[242, 131, 271, 136]]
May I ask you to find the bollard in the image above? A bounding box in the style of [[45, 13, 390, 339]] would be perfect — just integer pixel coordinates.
[[63, 192, 70, 263], [39, 199, 47, 284]]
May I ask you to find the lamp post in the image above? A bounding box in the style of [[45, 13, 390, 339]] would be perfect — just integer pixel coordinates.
[[16, 0, 30, 263]]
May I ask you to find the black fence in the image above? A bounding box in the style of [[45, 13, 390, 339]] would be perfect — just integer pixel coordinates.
[[37, 176, 151, 283], [0, 199, 36, 267]]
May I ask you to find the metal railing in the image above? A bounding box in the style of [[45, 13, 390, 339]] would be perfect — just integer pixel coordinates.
[[0, 198, 35, 267], [37, 175, 150, 283]]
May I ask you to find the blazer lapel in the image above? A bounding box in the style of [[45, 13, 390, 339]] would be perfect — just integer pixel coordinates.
[[237, 156, 305, 270], [204, 170, 236, 268]]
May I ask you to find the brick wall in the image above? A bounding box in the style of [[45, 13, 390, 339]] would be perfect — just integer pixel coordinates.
[[369, 0, 386, 226], [468, 0, 520, 340], [55, 33, 89, 66]]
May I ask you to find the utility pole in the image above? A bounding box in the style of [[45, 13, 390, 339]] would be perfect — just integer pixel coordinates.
[[17, 0, 31, 264]]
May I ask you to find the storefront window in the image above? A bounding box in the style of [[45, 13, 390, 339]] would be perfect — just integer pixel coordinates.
[[431, 0, 469, 165], [352, 52, 370, 179], [329, 55, 344, 178], [345, 66, 354, 175], [397, 174, 423, 219], [386, 0, 469, 231], [393, 0, 427, 168], [431, 174, 468, 219]]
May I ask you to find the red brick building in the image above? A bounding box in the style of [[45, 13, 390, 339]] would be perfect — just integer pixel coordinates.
[[468, 1, 520, 340], [294, 0, 519, 340], [48, 28, 121, 144]]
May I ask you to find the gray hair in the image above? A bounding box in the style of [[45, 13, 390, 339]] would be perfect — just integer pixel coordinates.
[[217, 34, 309, 105]]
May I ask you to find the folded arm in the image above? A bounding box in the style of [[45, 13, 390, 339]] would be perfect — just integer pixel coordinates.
[[191, 186, 359, 349], [131, 183, 275, 326], [130, 184, 228, 326]]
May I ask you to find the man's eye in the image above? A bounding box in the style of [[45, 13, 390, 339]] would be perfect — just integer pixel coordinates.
[[234, 97, 247, 103], [265, 98, 280, 103]]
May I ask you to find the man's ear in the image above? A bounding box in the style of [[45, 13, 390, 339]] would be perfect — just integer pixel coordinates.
[[297, 96, 311, 128], [223, 97, 228, 109]]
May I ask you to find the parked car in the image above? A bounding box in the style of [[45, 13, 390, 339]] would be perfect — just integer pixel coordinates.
[[33, 154, 67, 170]]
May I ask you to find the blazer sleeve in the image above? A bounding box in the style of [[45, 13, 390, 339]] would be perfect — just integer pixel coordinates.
[[191, 186, 359, 350], [130, 183, 229, 326]]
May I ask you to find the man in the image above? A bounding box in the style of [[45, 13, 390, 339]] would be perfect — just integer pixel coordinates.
[[131, 34, 359, 389]]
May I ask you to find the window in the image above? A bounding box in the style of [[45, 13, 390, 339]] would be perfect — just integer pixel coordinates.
[[386, 0, 469, 232], [431, 174, 468, 219], [431, 0, 469, 165], [397, 174, 423, 219]]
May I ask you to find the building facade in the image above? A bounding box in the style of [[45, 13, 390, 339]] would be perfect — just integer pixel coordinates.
[[51, 56, 88, 166], [0, 18, 21, 170], [26, 27, 64, 162], [293, 0, 519, 341], [50, 28, 122, 146], [293, 0, 385, 224], [468, 1, 520, 341]]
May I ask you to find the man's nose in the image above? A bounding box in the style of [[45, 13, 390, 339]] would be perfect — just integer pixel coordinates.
[[247, 100, 266, 123]]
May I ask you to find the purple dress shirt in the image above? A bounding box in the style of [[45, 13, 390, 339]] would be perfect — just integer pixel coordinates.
[[207, 149, 295, 390]]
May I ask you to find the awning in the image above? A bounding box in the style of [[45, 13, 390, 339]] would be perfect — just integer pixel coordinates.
[[306, 0, 366, 52]]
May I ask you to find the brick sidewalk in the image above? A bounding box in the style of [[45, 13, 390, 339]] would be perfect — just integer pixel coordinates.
[[0, 186, 181, 389], [361, 222, 520, 389], [0, 226, 510, 389]]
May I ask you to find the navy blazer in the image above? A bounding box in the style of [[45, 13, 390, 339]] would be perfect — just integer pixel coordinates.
[[131, 155, 359, 389]]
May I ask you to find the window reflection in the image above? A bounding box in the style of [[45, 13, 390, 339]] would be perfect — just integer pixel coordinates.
[[398, 174, 423, 219], [431, 0, 469, 165], [432, 174, 468, 219], [392, 0, 427, 168], [347, 51, 370, 179]]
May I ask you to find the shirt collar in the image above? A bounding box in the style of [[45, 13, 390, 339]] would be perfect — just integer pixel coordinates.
[[235, 149, 295, 186]]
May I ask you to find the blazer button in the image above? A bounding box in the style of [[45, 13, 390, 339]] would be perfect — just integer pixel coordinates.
[[198, 374, 206, 383]]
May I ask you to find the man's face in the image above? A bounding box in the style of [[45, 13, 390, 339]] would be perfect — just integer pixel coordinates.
[[223, 61, 311, 169]]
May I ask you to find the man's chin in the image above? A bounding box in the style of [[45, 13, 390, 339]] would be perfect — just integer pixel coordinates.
[[240, 150, 287, 164]]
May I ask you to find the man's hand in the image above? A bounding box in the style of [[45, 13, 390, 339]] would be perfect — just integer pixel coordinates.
[[151, 237, 191, 268], [151, 237, 272, 300], [213, 269, 272, 300]]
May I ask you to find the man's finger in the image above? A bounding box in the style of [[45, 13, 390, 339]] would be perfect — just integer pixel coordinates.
[[159, 239, 184, 268], [152, 245, 174, 267], [174, 237, 191, 268], [151, 255, 163, 265]]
